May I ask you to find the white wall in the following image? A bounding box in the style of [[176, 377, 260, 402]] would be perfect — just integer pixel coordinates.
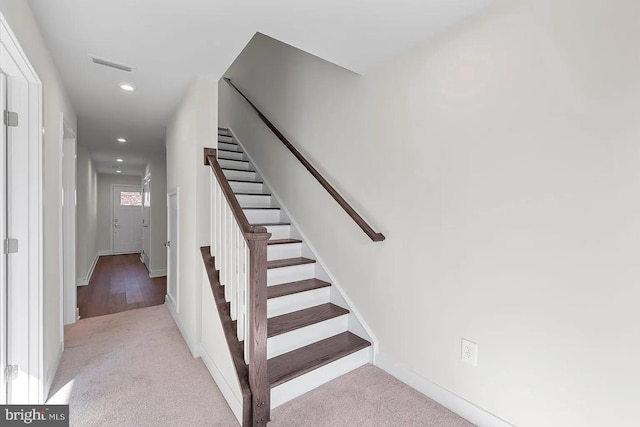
[[220, 1, 640, 425], [0, 0, 77, 399], [96, 173, 141, 253], [166, 76, 242, 420], [76, 145, 98, 283], [165, 75, 216, 350], [145, 152, 167, 276]]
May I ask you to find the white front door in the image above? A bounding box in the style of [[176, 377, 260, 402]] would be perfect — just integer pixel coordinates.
[[166, 190, 178, 311], [112, 185, 142, 254]]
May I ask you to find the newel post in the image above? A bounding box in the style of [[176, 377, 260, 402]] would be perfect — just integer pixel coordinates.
[[247, 231, 271, 426]]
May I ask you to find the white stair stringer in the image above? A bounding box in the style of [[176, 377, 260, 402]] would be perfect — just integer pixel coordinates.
[[217, 127, 373, 409]]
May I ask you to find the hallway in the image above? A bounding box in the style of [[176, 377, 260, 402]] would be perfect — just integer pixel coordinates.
[[77, 254, 167, 319]]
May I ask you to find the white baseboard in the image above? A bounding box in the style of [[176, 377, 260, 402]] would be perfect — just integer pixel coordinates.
[[44, 341, 64, 401], [165, 298, 197, 357], [376, 354, 513, 427], [149, 269, 167, 278], [198, 344, 242, 424], [110, 250, 140, 255], [76, 251, 102, 286]]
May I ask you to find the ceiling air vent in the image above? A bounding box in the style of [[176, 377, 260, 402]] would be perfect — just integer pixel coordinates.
[[90, 55, 134, 73]]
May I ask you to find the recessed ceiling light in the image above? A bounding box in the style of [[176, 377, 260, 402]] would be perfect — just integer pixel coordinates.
[[119, 82, 135, 92], [116, 170, 122, 174], [116, 158, 124, 162], [116, 138, 127, 143]]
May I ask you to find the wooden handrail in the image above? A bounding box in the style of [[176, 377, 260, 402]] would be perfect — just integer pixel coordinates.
[[223, 77, 386, 242]]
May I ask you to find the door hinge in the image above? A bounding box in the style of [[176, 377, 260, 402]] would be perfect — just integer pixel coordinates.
[[3, 238, 18, 254], [4, 110, 18, 127], [5, 365, 18, 383]]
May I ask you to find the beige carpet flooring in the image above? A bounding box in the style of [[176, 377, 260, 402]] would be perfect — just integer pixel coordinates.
[[48, 305, 473, 427]]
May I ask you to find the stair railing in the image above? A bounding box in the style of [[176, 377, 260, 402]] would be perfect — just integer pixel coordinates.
[[223, 77, 385, 242], [205, 148, 271, 426]]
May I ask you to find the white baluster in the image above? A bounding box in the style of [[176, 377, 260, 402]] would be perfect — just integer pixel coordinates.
[[214, 173, 218, 256], [226, 204, 233, 304], [222, 201, 229, 302], [230, 222, 238, 321], [216, 179, 222, 259], [237, 235, 245, 342], [244, 242, 250, 364]]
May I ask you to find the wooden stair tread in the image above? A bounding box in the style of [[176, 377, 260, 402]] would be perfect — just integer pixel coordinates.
[[267, 257, 315, 269], [267, 278, 331, 299], [252, 222, 290, 226], [220, 159, 250, 163], [228, 179, 263, 184], [234, 192, 271, 196], [221, 167, 255, 172], [267, 239, 302, 245], [267, 303, 348, 337], [242, 207, 280, 211], [268, 332, 370, 387], [218, 149, 242, 154]]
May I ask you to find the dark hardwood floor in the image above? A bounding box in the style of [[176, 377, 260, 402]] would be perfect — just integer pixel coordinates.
[[77, 254, 167, 319]]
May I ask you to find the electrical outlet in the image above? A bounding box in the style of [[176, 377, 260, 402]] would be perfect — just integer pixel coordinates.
[[461, 339, 478, 366]]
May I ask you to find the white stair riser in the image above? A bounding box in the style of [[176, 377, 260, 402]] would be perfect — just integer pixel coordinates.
[[219, 135, 233, 143], [218, 151, 244, 161], [267, 242, 302, 261], [270, 348, 370, 409], [229, 181, 265, 194], [264, 224, 290, 240], [218, 128, 229, 135], [267, 263, 314, 286], [237, 194, 273, 208], [218, 142, 240, 152], [218, 158, 252, 170], [222, 169, 256, 181], [244, 209, 281, 224], [267, 315, 346, 359], [267, 287, 331, 319]]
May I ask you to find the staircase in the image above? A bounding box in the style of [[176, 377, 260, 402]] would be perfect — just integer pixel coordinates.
[[217, 127, 372, 409]]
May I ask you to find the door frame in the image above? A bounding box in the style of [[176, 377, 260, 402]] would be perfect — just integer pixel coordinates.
[[60, 116, 76, 325], [0, 13, 44, 403], [166, 188, 179, 312], [110, 184, 143, 254]]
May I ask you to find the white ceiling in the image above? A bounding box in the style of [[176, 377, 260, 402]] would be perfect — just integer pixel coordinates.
[[28, 0, 491, 176]]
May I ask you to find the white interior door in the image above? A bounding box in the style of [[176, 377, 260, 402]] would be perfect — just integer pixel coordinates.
[[0, 13, 44, 404], [142, 174, 151, 268], [0, 67, 8, 406], [61, 130, 76, 325], [167, 190, 178, 311], [112, 185, 142, 254], [2, 58, 33, 402]]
